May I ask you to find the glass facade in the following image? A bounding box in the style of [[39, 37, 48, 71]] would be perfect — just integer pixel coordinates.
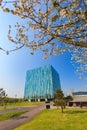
[[24, 65, 61, 100]]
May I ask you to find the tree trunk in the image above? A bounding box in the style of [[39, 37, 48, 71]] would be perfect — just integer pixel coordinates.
[[61, 106, 63, 113]]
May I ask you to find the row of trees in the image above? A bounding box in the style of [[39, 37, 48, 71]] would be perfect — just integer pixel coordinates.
[[0, 88, 23, 108], [0, 0, 86, 78]]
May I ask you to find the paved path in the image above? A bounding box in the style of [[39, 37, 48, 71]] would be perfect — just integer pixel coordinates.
[[0, 104, 45, 130]]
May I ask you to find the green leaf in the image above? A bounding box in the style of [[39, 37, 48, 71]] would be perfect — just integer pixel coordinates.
[[30, 52, 34, 55]]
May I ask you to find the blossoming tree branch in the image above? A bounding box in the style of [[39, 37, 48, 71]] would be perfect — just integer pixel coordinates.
[[0, 0, 87, 78]]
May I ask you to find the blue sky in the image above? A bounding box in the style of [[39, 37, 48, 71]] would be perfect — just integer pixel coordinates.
[[0, 8, 87, 98]]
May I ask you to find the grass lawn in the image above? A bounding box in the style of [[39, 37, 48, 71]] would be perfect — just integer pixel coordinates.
[[0, 102, 43, 110], [12, 101, 43, 106], [6, 101, 42, 107], [14, 108, 87, 130], [0, 106, 17, 111], [0, 111, 28, 122]]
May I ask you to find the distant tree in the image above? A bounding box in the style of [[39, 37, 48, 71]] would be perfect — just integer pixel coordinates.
[[18, 98, 24, 103], [0, 88, 8, 108], [54, 89, 66, 113], [65, 95, 73, 105], [0, 0, 87, 78]]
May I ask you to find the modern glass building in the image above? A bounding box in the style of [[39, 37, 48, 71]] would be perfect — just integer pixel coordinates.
[[24, 65, 61, 101]]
